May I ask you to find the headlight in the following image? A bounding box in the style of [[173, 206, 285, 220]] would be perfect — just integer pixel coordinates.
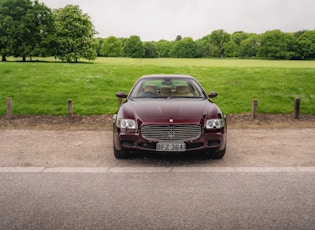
[[206, 119, 224, 129], [117, 119, 136, 129]]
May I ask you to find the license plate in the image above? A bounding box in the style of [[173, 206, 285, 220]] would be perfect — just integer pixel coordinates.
[[156, 142, 186, 152]]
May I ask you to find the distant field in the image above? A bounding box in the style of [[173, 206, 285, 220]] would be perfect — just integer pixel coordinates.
[[0, 57, 314, 115]]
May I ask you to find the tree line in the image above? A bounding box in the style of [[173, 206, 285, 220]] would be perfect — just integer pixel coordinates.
[[100, 30, 315, 60], [1, 0, 315, 62]]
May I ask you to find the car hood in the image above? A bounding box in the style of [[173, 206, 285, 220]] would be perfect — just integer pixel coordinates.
[[122, 99, 218, 124]]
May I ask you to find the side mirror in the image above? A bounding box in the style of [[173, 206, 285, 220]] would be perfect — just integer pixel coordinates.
[[116, 91, 128, 108], [208, 92, 218, 98], [116, 91, 128, 98]]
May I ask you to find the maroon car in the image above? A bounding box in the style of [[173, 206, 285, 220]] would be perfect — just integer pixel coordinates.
[[113, 74, 227, 159]]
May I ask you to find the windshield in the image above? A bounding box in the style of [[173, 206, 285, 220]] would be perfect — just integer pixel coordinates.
[[129, 78, 207, 99]]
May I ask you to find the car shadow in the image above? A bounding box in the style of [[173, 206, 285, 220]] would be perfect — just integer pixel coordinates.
[[119, 151, 224, 167]]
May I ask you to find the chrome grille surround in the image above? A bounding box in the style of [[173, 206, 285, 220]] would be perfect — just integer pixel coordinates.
[[141, 125, 201, 141]]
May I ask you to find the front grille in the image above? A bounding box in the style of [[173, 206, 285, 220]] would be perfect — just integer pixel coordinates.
[[141, 125, 201, 141]]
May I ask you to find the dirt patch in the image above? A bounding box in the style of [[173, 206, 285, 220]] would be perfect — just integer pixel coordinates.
[[0, 113, 314, 130], [0, 114, 113, 131], [227, 113, 315, 129]]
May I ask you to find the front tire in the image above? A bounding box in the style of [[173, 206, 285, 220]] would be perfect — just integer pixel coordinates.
[[211, 149, 225, 159], [209, 144, 226, 159], [113, 146, 129, 159]]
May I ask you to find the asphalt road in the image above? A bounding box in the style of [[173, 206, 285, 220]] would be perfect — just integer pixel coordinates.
[[1, 170, 315, 230]]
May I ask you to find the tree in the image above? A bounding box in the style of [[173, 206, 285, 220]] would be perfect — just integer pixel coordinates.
[[195, 38, 208, 58], [229, 31, 250, 57], [96, 38, 104, 56], [156, 40, 172, 57], [123, 35, 144, 58], [196, 35, 212, 57], [0, 0, 53, 61], [54, 5, 97, 62], [0, 0, 10, 61], [101, 36, 122, 57], [175, 35, 182, 41], [143, 42, 159, 58], [0, 0, 54, 61], [296, 30, 315, 59], [224, 41, 238, 57], [25, 1, 55, 59], [238, 34, 260, 58], [0, 0, 31, 61], [257, 30, 295, 60], [170, 37, 197, 58], [209, 29, 231, 58], [231, 31, 249, 46]]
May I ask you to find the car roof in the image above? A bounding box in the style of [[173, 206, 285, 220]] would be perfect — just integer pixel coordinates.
[[139, 74, 195, 80]]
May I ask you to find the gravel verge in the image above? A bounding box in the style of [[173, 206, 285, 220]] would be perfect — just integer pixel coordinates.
[[0, 114, 314, 168]]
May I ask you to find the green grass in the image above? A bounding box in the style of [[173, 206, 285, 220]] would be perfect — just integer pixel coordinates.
[[0, 57, 315, 115]]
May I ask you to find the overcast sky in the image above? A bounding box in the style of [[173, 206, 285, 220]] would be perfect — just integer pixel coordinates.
[[40, 0, 315, 41]]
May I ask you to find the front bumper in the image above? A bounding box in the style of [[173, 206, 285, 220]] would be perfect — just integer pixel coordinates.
[[113, 127, 227, 153]]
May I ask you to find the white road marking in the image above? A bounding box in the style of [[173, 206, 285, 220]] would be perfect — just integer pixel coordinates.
[[0, 167, 315, 173]]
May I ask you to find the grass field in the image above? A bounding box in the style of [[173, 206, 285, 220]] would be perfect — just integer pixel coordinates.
[[0, 57, 315, 115]]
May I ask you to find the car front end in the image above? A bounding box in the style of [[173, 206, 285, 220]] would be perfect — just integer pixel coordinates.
[[113, 100, 227, 158]]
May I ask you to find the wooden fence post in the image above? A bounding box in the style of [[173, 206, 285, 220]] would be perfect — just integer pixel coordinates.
[[68, 99, 73, 117], [6, 98, 13, 119], [294, 98, 300, 119], [252, 99, 258, 119]]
